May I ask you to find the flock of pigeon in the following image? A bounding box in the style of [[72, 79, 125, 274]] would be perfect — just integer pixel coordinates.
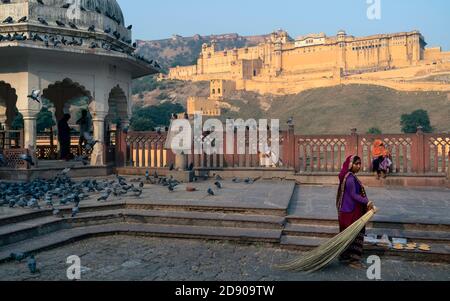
[[0, 0, 161, 69], [1, 152, 259, 274]]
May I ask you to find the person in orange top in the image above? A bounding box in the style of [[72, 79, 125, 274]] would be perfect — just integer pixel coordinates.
[[372, 139, 391, 179]]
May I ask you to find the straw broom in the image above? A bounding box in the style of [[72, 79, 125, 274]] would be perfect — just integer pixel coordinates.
[[275, 208, 378, 273]]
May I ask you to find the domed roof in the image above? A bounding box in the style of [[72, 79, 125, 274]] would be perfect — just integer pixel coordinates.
[[77, 0, 125, 25]]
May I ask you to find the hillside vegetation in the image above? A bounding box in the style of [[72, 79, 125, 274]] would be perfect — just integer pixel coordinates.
[[133, 79, 450, 134]]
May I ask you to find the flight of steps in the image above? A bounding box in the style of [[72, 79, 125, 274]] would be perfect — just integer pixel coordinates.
[[281, 216, 450, 263], [1, 201, 448, 264], [0, 202, 287, 263]]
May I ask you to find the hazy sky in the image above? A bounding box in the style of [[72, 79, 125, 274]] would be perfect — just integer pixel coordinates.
[[117, 0, 450, 50]]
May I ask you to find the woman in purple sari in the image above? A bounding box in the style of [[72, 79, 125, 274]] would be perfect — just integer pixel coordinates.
[[336, 155, 375, 269]]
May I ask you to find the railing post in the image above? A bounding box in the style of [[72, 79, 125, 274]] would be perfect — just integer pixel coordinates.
[[284, 123, 295, 169], [115, 128, 127, 167], [447, 150, 450, 181], [346, 128, 359, 158], [414, 126, 426, 174]]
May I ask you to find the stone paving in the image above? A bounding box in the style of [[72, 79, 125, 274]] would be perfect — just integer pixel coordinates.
[[0, 235, 448, 281], [290, 185, 450, 224], [0, 178, 295, 219]]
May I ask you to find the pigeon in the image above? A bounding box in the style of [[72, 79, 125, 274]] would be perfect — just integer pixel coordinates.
[[127, 25, 132, 30], [10, 252, 28, 262], [60, 167, 72, 176], [27, 255, 37, 274], [61, 3, 70, 9], [53, 208, 63, 218], [56, 20, 65, 27], [69, 22, 78, 29], [37, 17, 48, 26], [207, 188, 215, 196], [214, 181, 222, 189], [37, 0, 44, 5], [74, 155, 89, 166], [0, 153, 6, 166], [84, 133, 99, 151], [17, 16, 27, 23], [19, 154, 35, 166], [97, 189, 111, 202], [71, 206, 79, 218], [287, 117, 294, 125], [88, 25, 95, 32], [2, 16, 13, 24], [215, 174, 223, 181], [104, 27, 111, 34], [27, 89, 41, 103], [132, 187, 143, 197]]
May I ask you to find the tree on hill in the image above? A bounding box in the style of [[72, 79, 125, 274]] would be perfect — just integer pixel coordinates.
[[400, 109, 433, 133], [367, 127, 382, 134]]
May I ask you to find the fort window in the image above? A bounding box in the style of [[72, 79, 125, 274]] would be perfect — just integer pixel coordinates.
[[212, 89, 215, 94], [218, 88, 221, 94]]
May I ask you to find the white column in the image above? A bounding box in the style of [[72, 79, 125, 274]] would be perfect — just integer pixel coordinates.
[[90, 111, 107, 166], [22, 110, 39, 150], [22, 110, 39, 167]]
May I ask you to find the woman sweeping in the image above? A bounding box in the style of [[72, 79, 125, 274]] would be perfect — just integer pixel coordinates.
[[337, 155, 375, 269]]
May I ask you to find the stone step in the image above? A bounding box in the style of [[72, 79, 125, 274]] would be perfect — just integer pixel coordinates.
[[280, 235, 450, 263], [283, 224, 450, 244], [0, 209, 285, 247], [0, 200, 285, 227], [286, 216, 450, 232], [0, 223, 282, 263]]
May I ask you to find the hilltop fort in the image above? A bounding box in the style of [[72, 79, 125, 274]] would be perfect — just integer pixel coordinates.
[[166, 30, 450, 95]]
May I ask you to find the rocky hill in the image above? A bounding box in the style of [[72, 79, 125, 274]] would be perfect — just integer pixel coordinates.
[[135, 33, 270, 72]]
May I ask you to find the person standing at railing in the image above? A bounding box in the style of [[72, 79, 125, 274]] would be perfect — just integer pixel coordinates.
[[372, 139, 392, 179], [58, 114, 72, 161], [76, 109, 91, 155]]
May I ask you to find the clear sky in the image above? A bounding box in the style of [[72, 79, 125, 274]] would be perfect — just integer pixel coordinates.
[[117, 0, 450, 50]]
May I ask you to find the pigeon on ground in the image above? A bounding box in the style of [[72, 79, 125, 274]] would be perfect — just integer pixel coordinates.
[[10, 252, 28, 262], [27, 255, 38, 274], [19, 154, 35, 166]]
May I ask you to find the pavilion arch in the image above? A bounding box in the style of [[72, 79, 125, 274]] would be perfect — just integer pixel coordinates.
[[43, 78, 93, 123], [0, 81, 18, 130], [106, 85, 129, 126]]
